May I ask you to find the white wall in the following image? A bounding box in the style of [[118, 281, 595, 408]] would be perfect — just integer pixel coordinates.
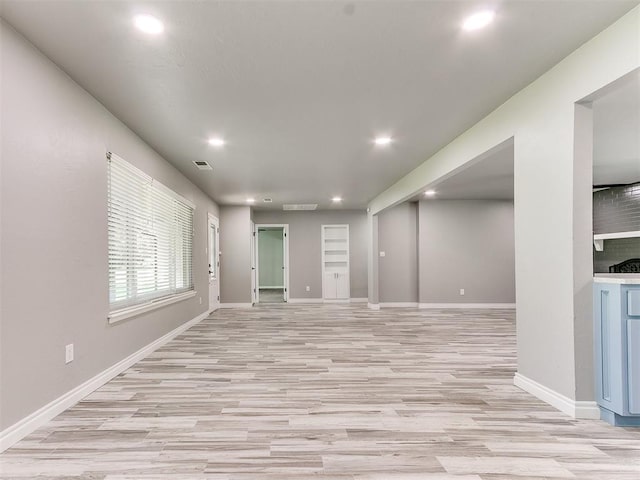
[[0, 21, 219, 430], [368, 7, 640, 404]]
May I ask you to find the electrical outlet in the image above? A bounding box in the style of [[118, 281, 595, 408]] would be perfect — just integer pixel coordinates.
[[459, 288, 465, 296], [65, 344, 74, 364], [306, 286, 310, 292], [379, 251, 386, 257]]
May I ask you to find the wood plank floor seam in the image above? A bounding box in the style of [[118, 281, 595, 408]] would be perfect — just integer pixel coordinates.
[[1, 305, 639, 479]]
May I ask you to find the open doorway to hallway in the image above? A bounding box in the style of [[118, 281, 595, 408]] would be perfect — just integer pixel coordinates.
[[254, 224, 289, 303]]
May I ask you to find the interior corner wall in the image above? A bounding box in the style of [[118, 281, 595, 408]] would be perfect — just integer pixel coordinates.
[[377, 203, 419, 303], [252, 210, 368, 299], [220, 206, 252, 304], [0, 21, 219, 431], [418, 200, 515, 304]]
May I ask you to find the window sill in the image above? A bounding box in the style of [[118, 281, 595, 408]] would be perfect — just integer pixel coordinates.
[[108, 290, 196, 324]]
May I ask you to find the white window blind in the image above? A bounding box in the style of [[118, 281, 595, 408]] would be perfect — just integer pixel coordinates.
[[107, 152, 194, 314]]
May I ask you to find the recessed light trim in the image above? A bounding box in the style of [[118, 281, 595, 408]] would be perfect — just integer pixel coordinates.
[[374, 136, 393, 146], [424, 190, 437, 196], [462, 10, 495, 31], [134, 14, 164, 35], [208, 137, 226, 147], [246, 198, 255, 204]]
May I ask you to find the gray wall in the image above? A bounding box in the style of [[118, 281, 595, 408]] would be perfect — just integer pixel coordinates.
[[258, 229, 284, 287], [418, 200, 515, 304], [0, 22, 219, 430], [252, 210, 368, 299], [220, 206, 252, 304], [377, 203, 419, 303]]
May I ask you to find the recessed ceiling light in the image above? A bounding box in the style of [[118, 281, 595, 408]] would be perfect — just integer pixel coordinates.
[[208, 137, 225, 147], [332, 196, 342, 203], [424, 190, 436, 196], [246, 198, 255, 204], [462, 10, 495, 31], [374, 136, 393, 146], [133, 14, 164, 35]]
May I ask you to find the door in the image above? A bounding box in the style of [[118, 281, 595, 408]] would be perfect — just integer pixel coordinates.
[[324, 272, 337, 299], [251, 222, 257, 304], [208, 214, 220, 311], [336, 272, 349, 299]]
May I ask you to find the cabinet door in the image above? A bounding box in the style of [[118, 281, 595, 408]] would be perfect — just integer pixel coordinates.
[[628, 319, 640, 415], [324, 272, 337, 299], [336, 272, 350, 299]]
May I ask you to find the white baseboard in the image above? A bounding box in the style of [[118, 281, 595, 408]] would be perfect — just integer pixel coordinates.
[[287, 298, 324, 304], [350, 297, 368, 303], [288, 298, 368, 305], [380, 302, 419, 308], [0, 310, 209, 453], [219, 303, 254, 308], [513, 372, 599, 419], [419, 303, 516, 309], [259, 286, 284, 289], [367, 303, 380, 310]]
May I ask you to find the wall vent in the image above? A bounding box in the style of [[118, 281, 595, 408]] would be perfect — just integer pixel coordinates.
[[263, 198, 273, 203], [192, 160, 213, 170], [283, 204, 317, 211]]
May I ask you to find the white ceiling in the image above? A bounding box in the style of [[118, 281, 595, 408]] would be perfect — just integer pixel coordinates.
[[1, 1, 637, 209], [592, 71, 640, 186]]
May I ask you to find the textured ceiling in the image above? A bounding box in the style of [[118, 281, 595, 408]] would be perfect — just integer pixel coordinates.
[[1, 0, 637, 209]]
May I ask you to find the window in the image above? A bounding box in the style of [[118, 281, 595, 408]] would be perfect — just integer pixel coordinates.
[[107, 152, 194, 318]]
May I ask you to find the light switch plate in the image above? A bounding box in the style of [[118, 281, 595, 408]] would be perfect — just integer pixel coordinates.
[[379, 251, 386, 257]]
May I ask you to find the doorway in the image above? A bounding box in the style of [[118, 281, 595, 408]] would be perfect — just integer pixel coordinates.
[[254, 224, 289, 303], [207, 214, 220, 312]]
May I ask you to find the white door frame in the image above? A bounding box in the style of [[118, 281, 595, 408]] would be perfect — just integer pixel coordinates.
[[254, 224, 290, 303], [250, 221, 257, 305], [207, 213, 220, 312]]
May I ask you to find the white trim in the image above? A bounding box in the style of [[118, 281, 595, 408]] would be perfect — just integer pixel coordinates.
[[368, 303, 380, 310], [208, 213, 220, 312], [259, 286, 285, 289], [219, 303, 254, 309], [288, 298, 368, 305], [380, 302, 419, 308], [513, 373, 600, 419], [108, 290, 196, 324], [418, 302, 516, 309], [0, 310, 209, 453], [254, 224, 290, 303], [323, 299, 350, 304]]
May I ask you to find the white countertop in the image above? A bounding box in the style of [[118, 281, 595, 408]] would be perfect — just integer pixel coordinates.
[[594, 274, 640, 285]]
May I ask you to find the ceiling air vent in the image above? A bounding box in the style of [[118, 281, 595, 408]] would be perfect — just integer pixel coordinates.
[[263, 198, 273, 203], [192, 160, 212, 171], [283, 204, 317, 211]]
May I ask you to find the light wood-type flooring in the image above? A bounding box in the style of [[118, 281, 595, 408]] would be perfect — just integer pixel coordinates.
[[1, 304, 639, 479]]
